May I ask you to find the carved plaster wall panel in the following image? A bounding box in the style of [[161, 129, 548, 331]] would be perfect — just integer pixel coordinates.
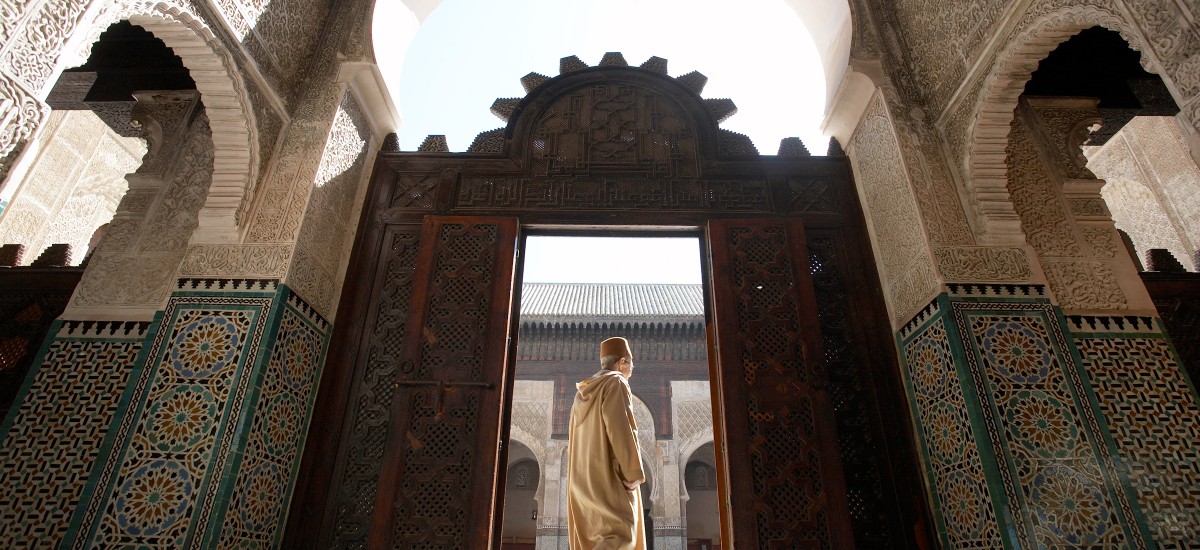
[[1006, 110, 1081, 258], [0, 110, 142, 264], [1024, 99, 1102, 181], [934, 246, 1034, 281], [1042, 260, 1127, 309], [243, 53, 362, 246], [178, 243, 292, 278], [1080, 226, 1120, 258], [0, 71, 50, 179], [510, 380, 555, 461], [0, 0, 92, 93], [70, 111, 213, 311], [209, 0, 333, 101], [1100, 177, 1195, 270], [1088, 116, 1200, 267], [892, 258, 941, 326], [285, 91, 371, 318], [671, 380, 714, 462], [940, 3, 1164, 243], [890, 0, 1011, 110], [848, 93, 939, 324], [0, 0, 264, 240], [1007, 101, 1142, 310], [885, 90, 976, 247]]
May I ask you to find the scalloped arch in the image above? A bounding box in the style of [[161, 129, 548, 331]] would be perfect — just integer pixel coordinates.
[[74, 2, 258, 241], [965, 6, 1157, 242]]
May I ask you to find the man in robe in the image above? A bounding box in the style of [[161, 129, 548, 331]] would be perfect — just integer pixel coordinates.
[[567, 336, 647, 550]]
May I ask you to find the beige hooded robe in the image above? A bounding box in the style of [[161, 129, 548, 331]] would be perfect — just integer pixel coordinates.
[[567, 369, 647, 550]]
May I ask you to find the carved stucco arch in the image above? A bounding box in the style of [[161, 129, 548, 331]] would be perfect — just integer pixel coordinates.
[[508, 423, 546, 467], [629, 392, 661, 505], [679, 435, 715, 469], [965, 5, 1156, 242], [72, 1, 258, 242]]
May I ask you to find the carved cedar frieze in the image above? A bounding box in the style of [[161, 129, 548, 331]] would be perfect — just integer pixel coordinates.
[[454, 176, 770, 211]]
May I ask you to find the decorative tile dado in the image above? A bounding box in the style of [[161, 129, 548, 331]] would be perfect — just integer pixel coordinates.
[[951, 300, 1149, 548], [898, 303, 1003, 548], [0, 320, 154, 549], [217, 288, 329, 548], [76, 290, 276, 549], [1074, 329, 1200, 546]]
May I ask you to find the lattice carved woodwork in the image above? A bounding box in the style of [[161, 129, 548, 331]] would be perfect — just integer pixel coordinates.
[[326, 227, 422, 549], [527, 83, 699, 178], [372, 217, 517, 549], [708, 218, 853, 548], [807, 232, 913, 548]]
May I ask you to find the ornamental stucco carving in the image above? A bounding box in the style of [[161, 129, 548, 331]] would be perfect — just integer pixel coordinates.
[[0, 0, 92, 92], [943, 3, 1160, 244], [71, 106, 212, 311], [1088, 116, 1200, 266], [179, 243, 292, 277], [886, 90, 974, 246], [1043, 259, 1128, 310], [285, 91, 372, 317], [1006, 110, 1082, 258], [934, 246, 1033, 281], [849, 93, 940, 324], [0, 111, 142, 264], [1024, 98, 1102, 181], [0, 0, 261, 240], [850, 94, 931, 275]]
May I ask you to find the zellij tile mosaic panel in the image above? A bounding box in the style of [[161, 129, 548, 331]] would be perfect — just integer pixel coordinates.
[[952, 300, 1149, 548], [0, 324, 150, 549], [217, 291, 329, 548], [899, 302, 1003, 549], [1074, 329, 1200, 546], [77, 293, 276, 549]]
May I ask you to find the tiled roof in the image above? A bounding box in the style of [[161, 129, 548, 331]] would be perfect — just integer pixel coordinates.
[[520, 283, 703, 317]]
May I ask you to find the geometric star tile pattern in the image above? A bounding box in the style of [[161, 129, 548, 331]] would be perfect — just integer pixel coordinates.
[[899, 305, 1003, 549], [953, 300, 1149, 548], [82, 291, 276, 549], [219, 290, 329, 547]]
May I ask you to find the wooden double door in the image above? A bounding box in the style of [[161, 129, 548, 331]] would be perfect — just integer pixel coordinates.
[[287, 184, 926, 548]]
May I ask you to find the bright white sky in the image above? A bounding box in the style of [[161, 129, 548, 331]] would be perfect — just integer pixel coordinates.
[[523, 236, 702, 284], [375, 0, 828, 154], [373, 0, 826, 283]]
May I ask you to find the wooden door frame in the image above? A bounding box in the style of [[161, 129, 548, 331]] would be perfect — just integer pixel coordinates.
[[288, 64, 926, 545], [286, 150, 932, 549]]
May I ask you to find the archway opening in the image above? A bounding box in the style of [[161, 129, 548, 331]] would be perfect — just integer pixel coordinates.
[[684, 441, 719, 550], [503, 233, 716, 549], [502, 442, 541, 548], [1004, 25, 1200, 402], [0, 20, 203, 420]]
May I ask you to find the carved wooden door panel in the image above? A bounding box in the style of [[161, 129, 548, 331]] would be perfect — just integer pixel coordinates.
[[707, 218, 854, 548], [370, 216, 519, 549]]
